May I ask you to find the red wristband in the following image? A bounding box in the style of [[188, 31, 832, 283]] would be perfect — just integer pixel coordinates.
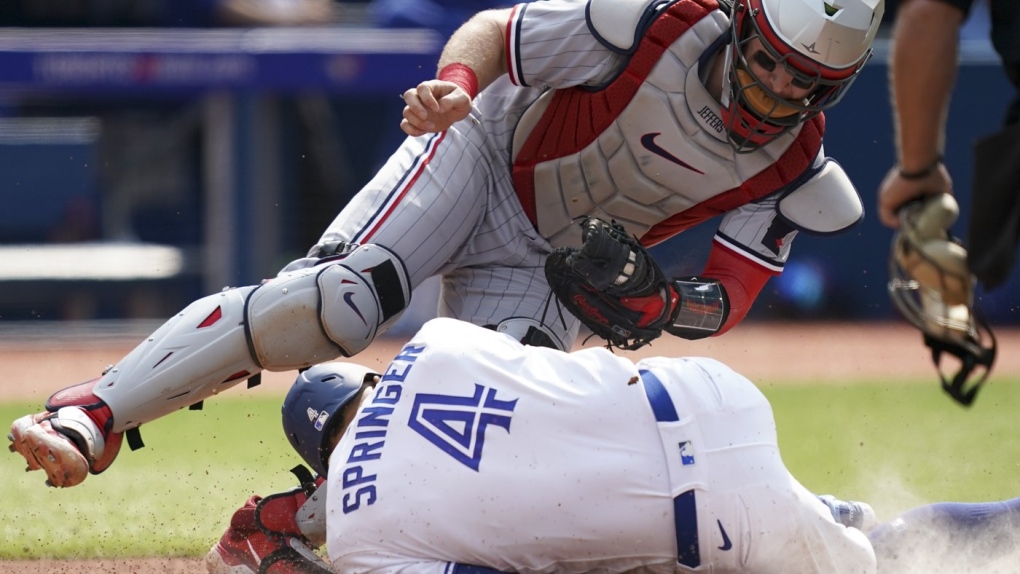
[[438, 63, 479, 99]]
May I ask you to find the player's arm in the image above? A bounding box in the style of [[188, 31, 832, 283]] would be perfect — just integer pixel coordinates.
[[607, 239, 774, 341], [545, 219, 733, 349], [876, 0, 965, 228], [545, 159, 863, 348], [698, 244, 773, 336], [706, 156, 864, 334], [401, 8, 511, 136], [544, 220, 768, 347]]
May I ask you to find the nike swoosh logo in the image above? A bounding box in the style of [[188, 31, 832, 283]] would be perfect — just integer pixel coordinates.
[[344, 292, 368, 326], [640, 133, 705, 174], [717, 519, 732, 551]]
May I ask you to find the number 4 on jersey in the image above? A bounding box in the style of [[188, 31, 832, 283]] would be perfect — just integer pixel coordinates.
[[408, 384, 517, 471]]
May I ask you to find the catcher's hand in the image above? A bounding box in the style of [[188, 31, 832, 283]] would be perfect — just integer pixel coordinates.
[[544, 218, 678, 350]]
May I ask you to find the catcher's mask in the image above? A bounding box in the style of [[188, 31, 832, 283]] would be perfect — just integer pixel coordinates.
[[887, 196, 997, 406], [722, 0, 883, 152], [282, 362, 378, 476]]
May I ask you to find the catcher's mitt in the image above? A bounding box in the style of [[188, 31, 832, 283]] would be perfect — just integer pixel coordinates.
[[544, 218, 678, 350], [888, 194, 997, 406]]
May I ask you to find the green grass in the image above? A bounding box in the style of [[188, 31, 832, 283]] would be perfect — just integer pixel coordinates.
[[2, 377, 1019, 559], [762, 376, 1020, 521], [1, 396, 301, 560]]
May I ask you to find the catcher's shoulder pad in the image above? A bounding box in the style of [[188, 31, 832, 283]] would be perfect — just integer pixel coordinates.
[[588, 0, 667, 52], [777, 159, 863, 234]]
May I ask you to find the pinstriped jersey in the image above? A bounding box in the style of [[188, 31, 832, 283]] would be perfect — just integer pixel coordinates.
[[487, 0, 835, 271]]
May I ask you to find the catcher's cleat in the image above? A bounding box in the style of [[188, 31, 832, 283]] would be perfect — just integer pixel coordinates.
[[9, 378, 125, 487], [9, 412, 92, 488]]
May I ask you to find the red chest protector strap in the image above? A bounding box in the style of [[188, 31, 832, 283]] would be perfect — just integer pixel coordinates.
[[642, 116, 823, 247]]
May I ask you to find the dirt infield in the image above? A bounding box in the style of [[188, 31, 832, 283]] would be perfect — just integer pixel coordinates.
[[3, 319, 1019, 573], [4, 320, 1019, 405]]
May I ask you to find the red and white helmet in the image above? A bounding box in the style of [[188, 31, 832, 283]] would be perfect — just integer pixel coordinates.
[[723, 0, 884, 151]]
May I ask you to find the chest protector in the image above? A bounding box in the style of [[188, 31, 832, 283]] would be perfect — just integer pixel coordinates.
[[510, 0, 823, 249]]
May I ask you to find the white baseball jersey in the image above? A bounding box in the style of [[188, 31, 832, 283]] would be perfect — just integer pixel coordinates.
[[325, 318, 876, 573], [277, 0, 862, 350]]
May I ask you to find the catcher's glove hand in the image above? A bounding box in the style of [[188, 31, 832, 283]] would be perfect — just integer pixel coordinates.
[[888, 194, 997, 406], [544, 218, 678, 350]]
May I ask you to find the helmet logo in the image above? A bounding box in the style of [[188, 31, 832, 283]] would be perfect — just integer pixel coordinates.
[[801, 42, 821, 55], [306, 407, 330, 431], [315, 411, 329, 431]]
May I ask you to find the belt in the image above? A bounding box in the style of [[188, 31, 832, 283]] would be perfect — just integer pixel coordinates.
[[640, 369, 700, 569]]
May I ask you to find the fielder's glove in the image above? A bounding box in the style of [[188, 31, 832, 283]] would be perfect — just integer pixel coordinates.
[[888, 194, 997, 406], [544, 218, 680, 350]]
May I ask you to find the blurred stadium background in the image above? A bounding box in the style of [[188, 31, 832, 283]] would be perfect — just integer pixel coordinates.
[[3, 3, 1020, 571], [0, 0, 1014, 331]]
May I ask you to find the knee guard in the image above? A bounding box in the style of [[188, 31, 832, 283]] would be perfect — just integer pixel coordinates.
[[246, 244, 410, 369], [88, 244, 408, 435]]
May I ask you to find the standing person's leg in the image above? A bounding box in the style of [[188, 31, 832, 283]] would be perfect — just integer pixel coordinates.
[[8, 241, 409, 487], [282, 128, 495, 287], [437, 179, 581, 349], [291, 125, 579, 349]]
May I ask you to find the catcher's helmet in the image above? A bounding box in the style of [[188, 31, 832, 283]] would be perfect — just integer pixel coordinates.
[[723, 0, 884, 151], [282, 362, 377, 477], [888, 196, 997, 406]]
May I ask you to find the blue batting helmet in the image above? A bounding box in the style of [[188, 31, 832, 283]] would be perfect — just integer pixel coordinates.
[[282, 362, 375, 477]]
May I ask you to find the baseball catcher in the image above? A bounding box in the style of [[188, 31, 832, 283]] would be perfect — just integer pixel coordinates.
[[887, 194, 997, 406], [545, 217, 728, 350]]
